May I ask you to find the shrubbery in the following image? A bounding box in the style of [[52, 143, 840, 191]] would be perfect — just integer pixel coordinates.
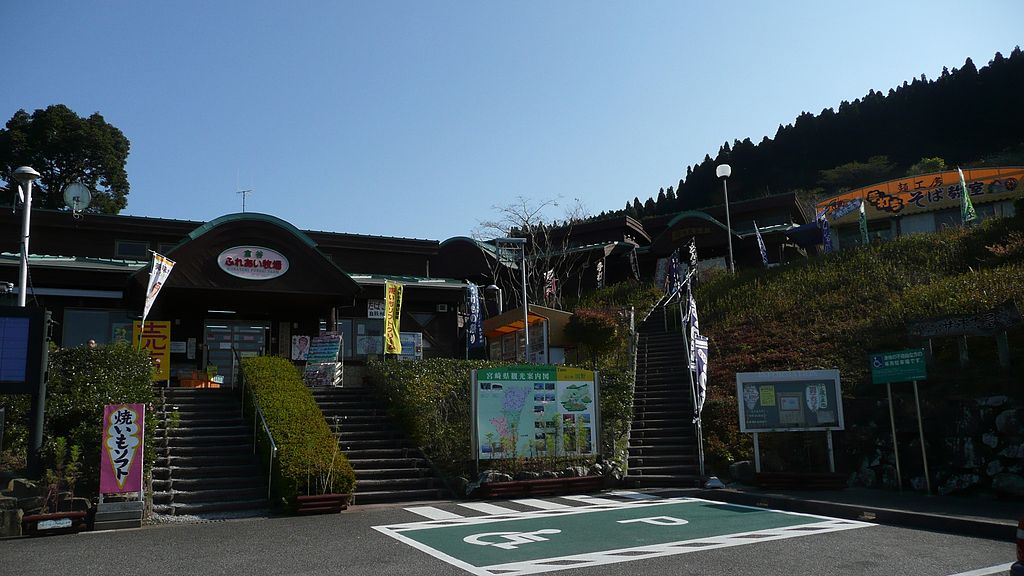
[[240, 357, 355, 507]]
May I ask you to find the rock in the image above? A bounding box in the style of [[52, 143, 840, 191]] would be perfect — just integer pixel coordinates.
[[604, 464, 623, 482], [870, 450, 881, 467], [992, 473, 1024, 498], [982, 433, 999, 449], [17, 496, 44, 514], [7, 479, 41, 500], [539, 471, 559, 479], [949, 437, 981, 468], [0, 496, 18, 510], [588, 464, 604, 477], [910, 476, 928, 492], [451, 477, 469, 497], [996, 410, 1023, 435], [478, 470, 512, 484], [728, 461, 755, 484], [513, 471, 540, 481], [0, 509, 23, 538], [937, 473, 980, 495], [986, 460, 1004, 477], [856, 466, 877, 488]]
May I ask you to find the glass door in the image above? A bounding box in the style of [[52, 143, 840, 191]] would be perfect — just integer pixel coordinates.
[[203, 320, 269, 388]]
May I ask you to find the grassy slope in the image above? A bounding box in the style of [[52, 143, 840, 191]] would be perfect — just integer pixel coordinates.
[[695, 214, 1024, 474]]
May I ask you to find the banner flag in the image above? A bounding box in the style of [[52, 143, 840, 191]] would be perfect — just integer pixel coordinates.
[[687, 238, 698, 288], [467, 283, 484, 349], [99, 403, 145, 494], [959, 167, 977, 224], [666, 249, 683, 300], [384, 280, 404, 355], [142, 252, 175, 325], [859, 200, 869, 245], [694, 336, 709, 421], [818, 215, 834, 253], [753, 221, 768, 267], [629, 246, 641, 281], [595, 260, 605, 289], [687, 286, 700, 369]]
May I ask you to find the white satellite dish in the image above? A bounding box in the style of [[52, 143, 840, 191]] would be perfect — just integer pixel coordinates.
[[63, 182, 92, 218]]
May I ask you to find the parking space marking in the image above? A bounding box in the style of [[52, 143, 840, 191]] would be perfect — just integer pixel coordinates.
[[947, 563, 1013, 576], [459, 503, 521, 516], [512, 499, 570, 510], [406, 506, 464, 520], [608, 490, 659, 500], [560, 495, 622, 506]]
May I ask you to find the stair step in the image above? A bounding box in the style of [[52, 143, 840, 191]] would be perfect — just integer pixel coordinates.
[[161, 434, 252, 447], [153, 475, 265, 492], [153, 464, 262, 479], [163, 499, 270, 516], [356, 477, 439, 490], [155, 486, 266, 504], [347, 457, 430, 469], [156, 453, 257, 467], [338, 438, 413, 450], [624, 474, 701, 489]]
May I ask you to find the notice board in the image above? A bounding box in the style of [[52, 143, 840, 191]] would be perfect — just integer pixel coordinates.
[[736, 370, 844, 433]]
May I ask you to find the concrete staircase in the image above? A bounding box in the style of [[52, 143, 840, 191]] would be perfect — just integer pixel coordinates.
[[152, 388, 268, 515], [625, 307, 701, 488], [312, 387, 447, 504]]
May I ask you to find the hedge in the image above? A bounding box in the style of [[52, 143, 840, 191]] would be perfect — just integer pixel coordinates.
[[240, 357, 355, 507]]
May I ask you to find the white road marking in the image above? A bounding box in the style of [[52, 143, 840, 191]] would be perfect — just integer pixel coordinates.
[[946, 563, 1014, 576], [512, 498, 570, 510], [561, 494, 621, 506], [405, 506, 463, 520], [459, 502, 520, 515], [608, 490, 659, 500]]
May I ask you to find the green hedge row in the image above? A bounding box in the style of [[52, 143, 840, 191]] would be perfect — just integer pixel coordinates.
[[240, 357, 354, 507]]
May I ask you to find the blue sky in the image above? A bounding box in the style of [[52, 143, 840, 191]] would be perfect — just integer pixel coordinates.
[[4, 1, 1022, 240]]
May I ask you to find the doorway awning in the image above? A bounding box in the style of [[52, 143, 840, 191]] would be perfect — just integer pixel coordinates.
[[483, 304, 574, 346]]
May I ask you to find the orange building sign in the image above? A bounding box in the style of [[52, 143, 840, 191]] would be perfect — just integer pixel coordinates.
[[133, 321, 171, 381], [816, 167, 1023, 224]]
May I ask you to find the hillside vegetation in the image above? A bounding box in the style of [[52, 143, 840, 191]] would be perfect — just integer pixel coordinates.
[[695, 209, 1024, 477]]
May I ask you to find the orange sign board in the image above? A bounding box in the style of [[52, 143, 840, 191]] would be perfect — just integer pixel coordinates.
[[133, 321, 171, 381], [816, 167, 1023, 224]]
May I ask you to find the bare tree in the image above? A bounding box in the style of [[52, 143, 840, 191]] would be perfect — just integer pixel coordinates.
[[474, 196, 590, 311]]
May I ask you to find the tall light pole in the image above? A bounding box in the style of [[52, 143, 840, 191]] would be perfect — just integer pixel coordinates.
[[498, 238, 529, 362], [13, 166, 41, 307], [716, 164, 734, 273]]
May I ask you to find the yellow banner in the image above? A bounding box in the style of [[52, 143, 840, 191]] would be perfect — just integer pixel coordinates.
[[384, 280, 403, 355], [816, 167, 1023, 224], [134, 321, 171, 381]]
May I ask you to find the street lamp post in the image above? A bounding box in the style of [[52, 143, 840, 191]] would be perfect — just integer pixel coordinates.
[[13, 166, 41, 307], [497, 238, 529, 362], [716, 164, 734, 273]]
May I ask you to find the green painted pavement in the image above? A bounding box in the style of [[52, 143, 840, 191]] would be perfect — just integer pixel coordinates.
[[393, 499, 828, 568]]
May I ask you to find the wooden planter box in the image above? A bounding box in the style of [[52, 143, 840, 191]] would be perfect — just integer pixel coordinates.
[[475, 476, 605, 499], [22, 511, 88, 536], [295, 493, 350, 515]]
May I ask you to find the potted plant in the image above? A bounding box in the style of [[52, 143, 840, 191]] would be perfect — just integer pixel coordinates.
[[22, 437, 89, 536]]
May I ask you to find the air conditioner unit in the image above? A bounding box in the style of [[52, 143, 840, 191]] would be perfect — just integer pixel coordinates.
[[436, 304, 449, 312]]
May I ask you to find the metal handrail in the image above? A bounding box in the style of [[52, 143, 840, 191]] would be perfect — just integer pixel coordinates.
[[233, 348, 278, 503]]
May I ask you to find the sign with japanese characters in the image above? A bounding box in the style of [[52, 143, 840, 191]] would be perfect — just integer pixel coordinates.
[[736, 370, 844, 433], [133, 321, 170, 381], [367, 299, 385, 319], [816, 167, 1023, 223], [870, 348, 927, 385], [472, 366, 600, 459], [217, 246, 289, 280], [99, 403, 145, 494]]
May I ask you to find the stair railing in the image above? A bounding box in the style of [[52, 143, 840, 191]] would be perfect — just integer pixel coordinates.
[[233, 348, 279, 504]]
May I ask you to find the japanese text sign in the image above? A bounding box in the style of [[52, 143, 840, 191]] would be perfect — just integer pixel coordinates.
[[100, 403, 145, 494], [870, 348, 927, 385], [134, 321, 170, 381]]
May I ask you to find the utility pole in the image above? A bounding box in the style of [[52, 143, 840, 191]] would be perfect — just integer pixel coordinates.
[[237, 189, 253, 212]]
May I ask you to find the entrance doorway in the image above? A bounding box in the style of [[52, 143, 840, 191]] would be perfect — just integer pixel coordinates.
[[203, 320, 270, 388]]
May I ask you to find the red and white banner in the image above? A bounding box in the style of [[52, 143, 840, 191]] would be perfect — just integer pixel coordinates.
[[99, 403, 145, 494]]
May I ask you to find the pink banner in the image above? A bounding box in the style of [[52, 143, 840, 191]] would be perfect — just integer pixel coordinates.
[[99, 403, 145, 494]]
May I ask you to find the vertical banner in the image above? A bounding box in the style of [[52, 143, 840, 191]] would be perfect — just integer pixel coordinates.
[[142, 252, 175, 324], [858, 200, 869, 245], [754, 221, 768, 267], [818, 216, 833, 253], [99, 403, 145, 494], [133, 321, 170, 381], [384, 280, 404, 355], [467, 283, 484, 350], [687, 288, 700, 369], [959, 167, 977, 224], [694, 336, 709, 421]]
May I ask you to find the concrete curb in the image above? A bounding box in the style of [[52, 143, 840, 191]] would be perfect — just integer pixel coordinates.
[[695, 489, 1016, 542]]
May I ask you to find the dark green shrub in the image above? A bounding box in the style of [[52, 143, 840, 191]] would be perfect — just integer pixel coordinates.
[[45, 342, 157, 494], [240, 357, 354, 507], [565, 308, 618, 366]]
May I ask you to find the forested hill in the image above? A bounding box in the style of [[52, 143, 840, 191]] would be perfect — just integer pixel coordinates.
[[607, 48, 1024, 221]]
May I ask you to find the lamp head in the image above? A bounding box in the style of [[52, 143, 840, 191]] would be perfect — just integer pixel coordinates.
[[716, 164, 732, 179], [13, 166, 40, 184]]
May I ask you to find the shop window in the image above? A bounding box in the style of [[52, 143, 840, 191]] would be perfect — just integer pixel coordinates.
[[353, 318, 384, 358], [115, 240, 149, 260], [63, 308, 133, 347]]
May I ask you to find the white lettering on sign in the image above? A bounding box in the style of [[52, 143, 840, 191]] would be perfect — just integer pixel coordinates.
[[217, 246, 289, 280], [367, 299, 385, 319], [464, 529, 561, 550], [617, 516, 689, 526]]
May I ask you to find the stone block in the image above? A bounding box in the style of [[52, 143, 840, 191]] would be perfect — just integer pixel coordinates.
[[0, 508, 23, 538], [7, 479, 41, 500], [0, 496, 18, 510]]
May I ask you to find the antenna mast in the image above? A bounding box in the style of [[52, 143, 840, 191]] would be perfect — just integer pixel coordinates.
[[237, 189, 253, 212]]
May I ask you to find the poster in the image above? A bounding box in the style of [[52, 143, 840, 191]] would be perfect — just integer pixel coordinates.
[[384, 281, 404, 355], [473, 365, 599, 459], [133, 321, 170, 381], [99, 403, 145, 494], [291, 335, 310, 360], [736, 370, 844, 433], [398, 332, 423, 361]]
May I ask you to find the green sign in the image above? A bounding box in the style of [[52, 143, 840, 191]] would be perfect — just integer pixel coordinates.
[[736, 370, 844, 433], [374, 498, 872, 575], [870, 348, 926, 385], [472, 366, 599, 459]]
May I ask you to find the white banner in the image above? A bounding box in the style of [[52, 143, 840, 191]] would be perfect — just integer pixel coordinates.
[[142, 252, 175, 324]]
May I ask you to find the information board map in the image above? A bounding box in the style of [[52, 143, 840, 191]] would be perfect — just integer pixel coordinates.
[[473, 366, 599, 459], [736, 370, 844, 433]]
